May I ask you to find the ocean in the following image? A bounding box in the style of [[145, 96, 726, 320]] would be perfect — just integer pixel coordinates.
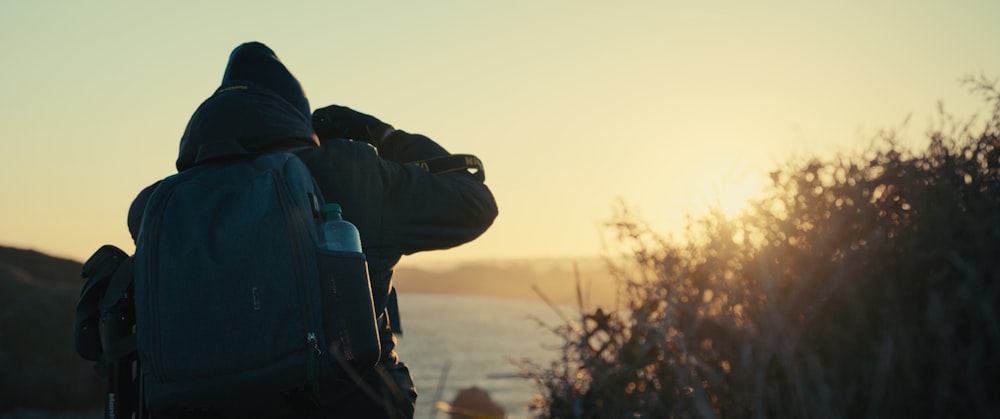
[[395, 293, 570, 419]]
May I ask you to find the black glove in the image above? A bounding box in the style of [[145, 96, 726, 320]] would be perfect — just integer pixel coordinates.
[[312, 104, 394, 148]]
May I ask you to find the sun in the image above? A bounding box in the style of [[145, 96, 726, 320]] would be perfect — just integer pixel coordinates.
[[700, 171, 767, 219]]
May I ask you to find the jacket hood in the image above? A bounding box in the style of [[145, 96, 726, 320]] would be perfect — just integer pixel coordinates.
[[222, 42, 311, 119], [175, 85, 319, 171], [176, 42, 317, 171]]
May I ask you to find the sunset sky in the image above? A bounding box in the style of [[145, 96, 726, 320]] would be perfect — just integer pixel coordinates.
[[1, 2, 998, 268]]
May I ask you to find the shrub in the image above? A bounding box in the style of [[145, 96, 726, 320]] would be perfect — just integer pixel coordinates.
[[522, 76, 1000, 418]]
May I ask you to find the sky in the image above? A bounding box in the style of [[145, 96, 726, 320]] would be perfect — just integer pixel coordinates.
[[1, 1, 998, 268]]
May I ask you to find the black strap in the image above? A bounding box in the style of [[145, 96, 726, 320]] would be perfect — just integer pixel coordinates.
[[100, 257, 135, 312], [387, 288, 402, 335], [82, 244, 129, 281], [410, 154, 485, 181], [97, 334, 138, 369], [75, 273, 108, 361], [76, 245, 130, 361]]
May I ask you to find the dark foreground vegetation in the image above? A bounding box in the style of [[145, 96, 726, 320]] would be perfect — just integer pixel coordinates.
[[0, 247, 103, 411], [523, 77, 1000, 418]]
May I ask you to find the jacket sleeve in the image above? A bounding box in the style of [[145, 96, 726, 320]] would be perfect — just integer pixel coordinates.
[[377, 130, 497, 253], [386, 164, 498, 254], [301, 131, 498, 256], [376, 129, 450, 163]]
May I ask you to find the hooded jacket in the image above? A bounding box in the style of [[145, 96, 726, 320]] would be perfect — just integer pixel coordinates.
[[128, 45, 498, 372]]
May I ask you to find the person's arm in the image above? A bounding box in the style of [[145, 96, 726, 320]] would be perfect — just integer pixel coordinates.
[[380, 148, 496, 253], [310, 105, 497, 253], [377, 129, 449, 163]]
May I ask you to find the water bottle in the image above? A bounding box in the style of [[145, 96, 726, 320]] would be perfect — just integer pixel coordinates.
[[318, 203, 363, 253], [316, 203, 380, 369]]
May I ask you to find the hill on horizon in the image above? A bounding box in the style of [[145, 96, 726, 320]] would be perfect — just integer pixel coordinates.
[[0, 245, 84, 287], [0, 246, 103, 410]]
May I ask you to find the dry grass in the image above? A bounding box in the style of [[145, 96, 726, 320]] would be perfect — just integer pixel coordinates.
[[522, 76, 1000, 418]]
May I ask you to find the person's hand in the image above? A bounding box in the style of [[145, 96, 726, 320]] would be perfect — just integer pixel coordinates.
[[312, 104, 394, 148]]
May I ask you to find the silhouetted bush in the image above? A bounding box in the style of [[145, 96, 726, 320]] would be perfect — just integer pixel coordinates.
[[523, 76, 1000, 418]]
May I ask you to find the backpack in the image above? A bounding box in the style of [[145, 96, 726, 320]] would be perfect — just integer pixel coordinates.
[[75, 152, 381, 418]]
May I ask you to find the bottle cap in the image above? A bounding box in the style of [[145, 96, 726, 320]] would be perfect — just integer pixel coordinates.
[[321, 203, 342, 217]]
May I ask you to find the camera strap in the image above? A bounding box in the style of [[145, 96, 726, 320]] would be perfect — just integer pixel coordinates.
[[409, 154, 485, 181]]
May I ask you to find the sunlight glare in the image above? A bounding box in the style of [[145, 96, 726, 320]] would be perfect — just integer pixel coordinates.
[[700, 171, 767, 219]]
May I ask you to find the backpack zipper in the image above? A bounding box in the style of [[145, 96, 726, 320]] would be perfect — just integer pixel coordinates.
[[272, 165, 323, 385], [138, 178, 184, 381], [306, 332, 321, 392]]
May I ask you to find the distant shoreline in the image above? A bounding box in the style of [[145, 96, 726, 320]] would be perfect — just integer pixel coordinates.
[[393, 259, 619, 308]]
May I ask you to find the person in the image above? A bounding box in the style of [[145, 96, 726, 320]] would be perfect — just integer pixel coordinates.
[[127, 41, 498, 418]]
